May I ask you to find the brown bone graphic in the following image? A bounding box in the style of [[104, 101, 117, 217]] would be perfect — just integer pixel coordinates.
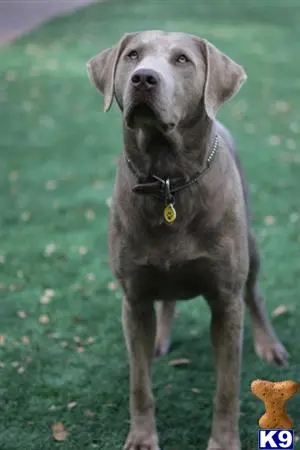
[[251, 379, 299, 429]]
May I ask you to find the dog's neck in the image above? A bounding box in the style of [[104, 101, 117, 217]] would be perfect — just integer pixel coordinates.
[[123, 115, 215, 180], [120, 116, 220, 227]]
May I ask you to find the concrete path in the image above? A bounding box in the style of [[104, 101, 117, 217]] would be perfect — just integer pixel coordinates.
[[0, 0, 97, 46]]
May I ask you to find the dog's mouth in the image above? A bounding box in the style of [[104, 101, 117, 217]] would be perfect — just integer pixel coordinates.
[[127, 103, 157, 127], [125, 102, 175, 133]]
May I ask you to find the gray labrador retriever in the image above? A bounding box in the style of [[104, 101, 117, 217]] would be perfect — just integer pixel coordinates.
[[87, 31, 288, 450]]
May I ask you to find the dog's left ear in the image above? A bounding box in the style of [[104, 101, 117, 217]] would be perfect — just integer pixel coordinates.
[[86, 33, 137, 112], [196, 38, 247, 119]]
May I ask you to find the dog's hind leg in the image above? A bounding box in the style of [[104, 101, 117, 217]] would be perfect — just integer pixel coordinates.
[[245, 232, 289, 365], [154, 301, 176, 357]]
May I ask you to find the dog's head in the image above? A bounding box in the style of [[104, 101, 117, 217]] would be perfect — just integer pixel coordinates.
[[87, 31, 247, 132]]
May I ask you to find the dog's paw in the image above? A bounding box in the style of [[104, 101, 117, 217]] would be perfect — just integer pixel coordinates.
[[206, 436, 240, 450], [123, 430, 160, 450], [255, 337, 289, 366]]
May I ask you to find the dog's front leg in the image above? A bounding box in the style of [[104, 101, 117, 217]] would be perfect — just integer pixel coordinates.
[[122, 296, 159, 450], [207, 293, 244, 450]]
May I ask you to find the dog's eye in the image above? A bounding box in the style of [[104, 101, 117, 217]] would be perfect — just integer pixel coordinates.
[[127, 50, 138, 60], [176, 54, 189, 64]]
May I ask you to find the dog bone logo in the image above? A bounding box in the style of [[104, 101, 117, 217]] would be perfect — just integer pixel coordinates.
[[251, 379, 299, 429]]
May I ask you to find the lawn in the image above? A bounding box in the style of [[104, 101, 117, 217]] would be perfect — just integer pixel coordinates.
[[0, 1, 300, 449]]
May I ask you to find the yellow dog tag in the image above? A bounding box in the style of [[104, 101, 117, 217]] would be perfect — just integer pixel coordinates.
[[164, 203, 176, 224]]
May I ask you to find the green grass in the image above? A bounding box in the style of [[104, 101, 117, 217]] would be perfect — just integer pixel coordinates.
[[1, 1, 300, 449]]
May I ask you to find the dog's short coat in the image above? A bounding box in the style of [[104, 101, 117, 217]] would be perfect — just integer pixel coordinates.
[[87, 31, 288, 450]]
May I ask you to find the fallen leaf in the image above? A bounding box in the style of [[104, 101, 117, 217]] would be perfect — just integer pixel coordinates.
[[267, 135, 281, 146], [78, 246, 88, 255], [189, 329, 198, 336], [85, 209, 95, 221], [84, 409, 95, 417], [107, 281, 118, 291], [21, 336, 30, 345], [39, 314, 50, 325], [272, 305, 288, 317], [191, 388, 201, 394], [168, 358, 191, 367], [40, 288, 55, 304], [44, 289, 55, 298], [20, 211, 31, 221], [274, 100, 289, 113], [49, 332, 59, 339], [44, 243, 56, 256], [45, 180, 57, 191], [86, 273, 95, 281], [9, 170, 18, 181], [46, 59, 58, 70], [67, 401, 77, 409], [52, 422, 69, 441], [70, 284, 81, 292], [40, 296, 50, 305], [93, 180, 104, 190], [5, 70, 16, 81], [264, 215, 275, 225], [290, 212, 299, 223]]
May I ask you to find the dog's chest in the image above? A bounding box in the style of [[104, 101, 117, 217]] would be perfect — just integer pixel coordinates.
[[132, 229, 208, 269], [128, 231, 219, 300], [131, 255, 217, 301]]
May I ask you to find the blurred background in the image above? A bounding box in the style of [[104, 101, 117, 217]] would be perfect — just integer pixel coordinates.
[[0, 1, 299, 449]]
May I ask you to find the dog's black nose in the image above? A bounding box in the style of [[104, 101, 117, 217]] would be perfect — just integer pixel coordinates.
[[131, 69, 159, 89]]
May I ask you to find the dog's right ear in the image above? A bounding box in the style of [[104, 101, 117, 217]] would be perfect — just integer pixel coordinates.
[[86, 33, 137, 112]]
